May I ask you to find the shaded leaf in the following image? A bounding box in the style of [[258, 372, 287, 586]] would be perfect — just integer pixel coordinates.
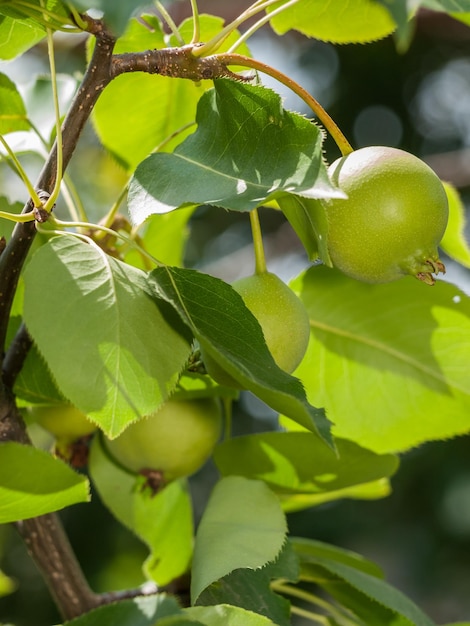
[[71, 0, 148, 36], [196, 542, 299, 626], [23, 237, 192, 439], [89, 435, 193, 586], [294, 265, 470, 453], [149, 265, 333, 446], [190, 476, 287, 603], [0, 442, 89, 523], [267, 0, 396, 44], [296, 543, 436, 626], [128, 80, 338, 224], [60, 593, 182, 626], [214, 432, 399, 494]]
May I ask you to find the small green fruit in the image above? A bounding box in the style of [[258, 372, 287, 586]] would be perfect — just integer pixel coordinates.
[[104, 398, 222, 482], [29, 404, 96, 443], [203, 272, 310, 386], [323, 146, 448, 284]]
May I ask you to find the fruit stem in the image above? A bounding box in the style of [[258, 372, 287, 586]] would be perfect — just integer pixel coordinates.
[[249, 208, 267, 274], [217, 53, 354, 156]]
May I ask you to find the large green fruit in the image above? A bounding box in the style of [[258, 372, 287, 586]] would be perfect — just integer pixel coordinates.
[[203, 272, 310, 387], [104, 398, 222, 482], [323, 146, 448, 284], [29, 404, 96, 443]]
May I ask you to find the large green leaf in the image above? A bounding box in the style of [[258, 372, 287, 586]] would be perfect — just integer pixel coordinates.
[[89, 435, 193, 586], [214, 432, 399, 495], [190, 476, 287, 603], [0, 442, 89, 523], [293, 265, 470, 453], [441, 182, 470, 268], [128, 80, 338, 224], [59, 593, 183, 626], [267, 0, 396, 43], [149, 266, 333, 446], [0, 72, 29, 133], [92, 14, 242, 171], [22, 236, 192, 438]]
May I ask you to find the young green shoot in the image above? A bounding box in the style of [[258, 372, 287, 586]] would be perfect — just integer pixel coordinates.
[[154, 1, 185, 45], [191, 0, 298, 57], [43, 9, 63, 213], [228, 0, 300, 54], [189, 0, 200, 44], [0, 135, 42, 207]]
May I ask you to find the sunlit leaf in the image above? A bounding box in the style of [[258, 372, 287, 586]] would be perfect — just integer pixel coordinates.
[[0, 13, 45, 59], [128, 80, 338, 224], [0, 442, 89, 523], [190, 476, 287, 603], [23, 237, 192, 438], [0, 73, 29, 133], [293, 265, 470, 453], [267, 0, 396, 43]]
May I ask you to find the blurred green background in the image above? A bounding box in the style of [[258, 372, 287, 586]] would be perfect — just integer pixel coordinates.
[[0, 2, 469, 625]]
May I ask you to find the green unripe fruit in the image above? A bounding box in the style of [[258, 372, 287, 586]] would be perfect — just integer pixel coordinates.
[[104, 398, 222, 482], [323, 146, 448, 284], [203, 272, 310, 387], [29, 404, 96, 443]]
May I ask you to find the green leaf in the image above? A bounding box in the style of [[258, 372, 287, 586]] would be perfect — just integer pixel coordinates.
[[295, 539, 436, 626], [0, 72, 29, 133], [0, 196, 23, 239], [128, 80, 338, 224], [92, 15, 205, 170], [277, 195, 333, 264], [0, 13, 45, 59], [292, 537, 384, 579], [214, 432, 399, 494], [185, 604, 279, 626], [59, 593, 182, 626], [149, 266, 333, 446], [267, 0, 396, 44], [279, 477, 393, 512], [190, 476, 287, 603], [89, 435, 193, 586], [0, 442, 90, 523], [293, 265, 470, 453], [14, 341, 65, 405], [196, 543, 299, 626], [22, 237, 192, 439], [440, 182, 470, 268]]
